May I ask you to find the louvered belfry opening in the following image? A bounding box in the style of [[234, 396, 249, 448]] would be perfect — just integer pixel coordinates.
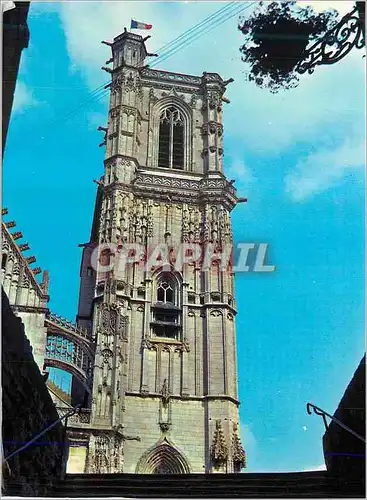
[[151, 273, 182, 340], [158, 107, 184, 170]]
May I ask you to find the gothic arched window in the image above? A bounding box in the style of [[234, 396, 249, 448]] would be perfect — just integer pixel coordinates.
[[151, 272, 182, 339], [158, 107, 184, 170]]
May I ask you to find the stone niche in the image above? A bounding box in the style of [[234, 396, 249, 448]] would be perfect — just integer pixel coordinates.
[[2, 287, 66, 496]]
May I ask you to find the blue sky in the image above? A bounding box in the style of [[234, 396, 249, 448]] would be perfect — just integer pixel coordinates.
[[3, 1, 365, 473]]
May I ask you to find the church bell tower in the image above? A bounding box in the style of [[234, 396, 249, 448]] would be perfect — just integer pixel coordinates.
[[73, 29, 246, 475]]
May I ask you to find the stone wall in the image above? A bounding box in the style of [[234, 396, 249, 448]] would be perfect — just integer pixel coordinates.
[[2, 288, 66, 496]]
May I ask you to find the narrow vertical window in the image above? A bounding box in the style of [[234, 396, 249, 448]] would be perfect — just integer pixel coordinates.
[[158, 117, 170, 168], [158, 107, 184, 170]]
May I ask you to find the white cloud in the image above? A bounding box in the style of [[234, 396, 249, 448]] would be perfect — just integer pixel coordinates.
[[285, 137, 365, 201], [297, 1, 355, 16], [12, 81, 40, 114], [54, 1, 365, 199], [225, 157, 254, 186], [57, 1, 222, 88]]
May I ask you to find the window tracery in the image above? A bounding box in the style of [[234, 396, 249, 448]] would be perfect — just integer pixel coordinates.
[[151, 272, 182, 340], [158, 107, 184, 170]]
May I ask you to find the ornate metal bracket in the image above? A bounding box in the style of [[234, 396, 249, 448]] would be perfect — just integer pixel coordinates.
[[297, 5, 365, 75], [306, 402, 366, 443]]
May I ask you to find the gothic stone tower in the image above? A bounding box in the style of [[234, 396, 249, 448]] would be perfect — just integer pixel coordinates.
[[72, 29, 246, 475]]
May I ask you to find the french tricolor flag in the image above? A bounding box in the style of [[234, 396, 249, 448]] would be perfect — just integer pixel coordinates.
[[130, 19, 152, 30]]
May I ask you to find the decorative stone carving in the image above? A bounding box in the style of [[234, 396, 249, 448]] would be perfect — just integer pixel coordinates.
[[148, 87, 157, 102], [118, 315, 129, 341], [159, 422, 171, 432], [158, 379, 172, 432], [88, 434, 111, 473], [190, 93, 198, 108], [20, 272, 30, 287], [232, 423, 246, 469], [175, 338, 190, 353], [12, 262, 20, 274], [202, 90, 223, 111], [201, 121, 223, 136], [124, 73, 136, 92], [161, 378, 170, 406], [111, 75, 123, 94], [210, 309, 223, 317], [101, 303, 118, 335], [141, 338, 154, 350], [211, 420, 228, 466], [142, 68, 201, 85]]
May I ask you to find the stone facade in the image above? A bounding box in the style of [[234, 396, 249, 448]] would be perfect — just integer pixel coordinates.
[[1, 218, 49, 370], [68, 30, 246, 474]]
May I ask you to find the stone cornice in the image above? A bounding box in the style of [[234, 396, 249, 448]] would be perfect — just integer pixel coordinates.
[[195, 303, 238, 316], [100, 177, 238, 211], [12, 304, 49, 314], [113, 31, 146, 45], [141, 68, 202, 86], [104, 154, 139, 169], [141, 68, 225, 91], [132, 172, 238, 211], [2, 222, 49, 300], [124, 391, 240, 406]]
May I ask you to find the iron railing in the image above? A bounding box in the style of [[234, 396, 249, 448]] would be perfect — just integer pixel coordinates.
[[306, 402, 366, 443], [56, 406, 91, 424]]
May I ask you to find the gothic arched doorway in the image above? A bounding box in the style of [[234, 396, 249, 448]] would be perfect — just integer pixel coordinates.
[[136, 439, 191, 474]]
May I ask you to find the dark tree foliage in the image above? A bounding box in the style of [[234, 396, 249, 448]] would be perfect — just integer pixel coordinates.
[[238, 1, 339, 93]]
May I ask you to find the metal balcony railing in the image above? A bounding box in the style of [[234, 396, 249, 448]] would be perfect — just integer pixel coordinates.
[[307, 402, 366, 443]]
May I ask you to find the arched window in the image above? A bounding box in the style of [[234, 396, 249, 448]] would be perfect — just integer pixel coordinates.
[[157, 278, 174, 304], [151, 272, 182, 339], [158, 107, 184, 170]]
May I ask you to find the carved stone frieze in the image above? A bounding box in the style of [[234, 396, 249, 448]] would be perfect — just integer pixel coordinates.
[[142, 68, 202, 85], [144, 79, 200, 94]]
